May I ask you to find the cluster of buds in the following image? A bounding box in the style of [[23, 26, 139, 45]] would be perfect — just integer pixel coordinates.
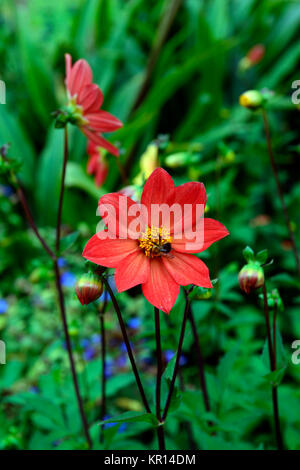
[[238, 246, 268, 294], [75, 272, 103, 306], [259, 288, 284, 312]]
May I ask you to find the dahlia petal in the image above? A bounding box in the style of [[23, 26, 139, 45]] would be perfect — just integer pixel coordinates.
[[78, 84, 104, 113], [82, 128, 120, 156], [65, 53, 72, 89], [85, 111, 123, 132], [95, 161, 108, 187], [140, 168, 175, 229], [68, 58, 93, 97], [87, 153, 99, 174], [115, 251, 150, 292], [82, 233, 138, 267], [172, 182, 207, 235], [98, 193, 145, 239], [173, 218, 229, 253], [162, 252, 212, 287], [142, 258, 180, 314]]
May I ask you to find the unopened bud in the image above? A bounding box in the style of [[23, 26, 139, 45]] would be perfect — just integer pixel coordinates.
[[239, 90, 263, 110], [238, 264, 264, 294], [165, 152, 200, 168], [75, 273, 103, 306]]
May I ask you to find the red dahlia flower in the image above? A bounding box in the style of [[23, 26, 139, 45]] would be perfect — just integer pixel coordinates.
[[65, 53, 122, 156], [87, 141, 108, 187], [83, 168, 229, 313]]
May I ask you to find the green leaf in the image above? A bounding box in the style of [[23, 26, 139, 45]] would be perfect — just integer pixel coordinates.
[[65, 161, 105, 200], [263, 367, 287, 387], [60, 231, 79, 254], [100, 411, 158, 427]]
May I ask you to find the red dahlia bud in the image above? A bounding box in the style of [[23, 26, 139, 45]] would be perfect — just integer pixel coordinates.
[[75, 273, 103, 306], [247, 44, 265, 65], [238, 264, 265, 294]]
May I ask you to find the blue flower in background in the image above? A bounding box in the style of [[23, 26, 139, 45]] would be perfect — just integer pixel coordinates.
[[103, 415, 127, 432], [165, 349, 187, 366], [0, 299, 8, 314], [80, 338, 90, 348], [57, 257, 67, 268], [60, 272, 76, 287], [0, 185, 14, 197], [91, 333, 101, 344], [104, 358, 114, 378], [115, 354, 127, 368], [128, 317, 140, 329], [83, 346, 95, 361]]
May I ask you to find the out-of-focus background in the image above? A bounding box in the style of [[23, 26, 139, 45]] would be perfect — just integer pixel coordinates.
[[0, 0, 300, 450]]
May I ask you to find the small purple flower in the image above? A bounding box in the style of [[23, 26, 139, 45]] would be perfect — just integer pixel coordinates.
[[83, 346, 95, 361], [128, 317, 140, 329], [60, 272, 76, 287], [80, 338, 90, 348], [104, 358, 113, 378], [0, 299, 8, 314], [91, 333, 101, 344], [30, 386, 40, 394], [0, 185, 14, 197], [165, 350, 187, 366], [115, 354, 127, 368], [103, 415, 127, 432], [57, 257, 67, 268]]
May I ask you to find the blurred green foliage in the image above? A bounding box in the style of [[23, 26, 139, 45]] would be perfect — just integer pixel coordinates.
[[1, 0, 300, 450]]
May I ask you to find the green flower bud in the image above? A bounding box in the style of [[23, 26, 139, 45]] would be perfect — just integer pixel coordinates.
[[239, 90, 264, 110], [238, 263, 265, 294], [75, 272, 103, 306]]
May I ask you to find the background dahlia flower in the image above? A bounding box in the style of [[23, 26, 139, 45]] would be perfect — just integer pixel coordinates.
[[86, 140, 108, 187], [65, 53, 122, 156], [83, 168, 229, 313]]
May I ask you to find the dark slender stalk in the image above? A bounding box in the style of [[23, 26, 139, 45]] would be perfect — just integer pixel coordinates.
[[56, 126, 69, 253], [162, 293, 190, 421], [99, 311, 106, 443], [54, 124, 92, 448], [15, 185, 56, 260], [154, 307, 166, 451], [262, 109, 300, 278], [1, 149, 55, 260], [102, 277, 151, 413], [53, 260, 92, 448], [188, 306, 211, 413], [3, 133, 92, 447], [262, 284, 283, 451]]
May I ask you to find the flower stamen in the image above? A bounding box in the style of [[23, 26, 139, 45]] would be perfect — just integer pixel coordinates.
[[139, 226, 172, 258]]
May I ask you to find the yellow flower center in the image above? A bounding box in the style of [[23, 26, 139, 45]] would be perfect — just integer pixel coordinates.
[[139, 226, 172, 258]]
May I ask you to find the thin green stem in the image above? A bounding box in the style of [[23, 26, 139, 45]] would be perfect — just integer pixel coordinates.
[[154, 307, 166, 451], [102, 277, 151, 413], [56, 125, 69, 253], [262, 284, 283, 450], [262, 109, 300, 278], [99, 310, 106, 443], [53, 259, 92, 448], [162, 293, 190, 422], [188, 305, 211, 413]]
